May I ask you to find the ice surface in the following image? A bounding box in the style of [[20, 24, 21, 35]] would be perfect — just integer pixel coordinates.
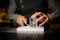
[[17, 26, 44, 34]]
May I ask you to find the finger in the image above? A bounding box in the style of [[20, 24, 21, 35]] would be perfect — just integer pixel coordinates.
[[31, 12, 41, 19], [23, 18, 27, 24], [19, 20, 24, 26], [36, 16, 44, 22], [39, 16, 46, 22], [39, 17, 49, 27]]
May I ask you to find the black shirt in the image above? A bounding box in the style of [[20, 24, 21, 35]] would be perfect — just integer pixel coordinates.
[[8, 0, 48, 23], [15, 0, 48, 17]]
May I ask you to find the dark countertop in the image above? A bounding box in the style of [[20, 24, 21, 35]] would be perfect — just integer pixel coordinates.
[[0, 28, 60, 40]]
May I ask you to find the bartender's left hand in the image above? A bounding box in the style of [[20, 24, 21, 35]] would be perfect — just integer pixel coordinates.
[[31, 12, 49, 27]]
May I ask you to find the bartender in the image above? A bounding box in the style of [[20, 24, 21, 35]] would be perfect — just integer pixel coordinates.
[[8, 0, 49, 27]]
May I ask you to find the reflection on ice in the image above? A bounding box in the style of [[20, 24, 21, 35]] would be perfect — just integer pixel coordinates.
[[17, 26, 44, 40]]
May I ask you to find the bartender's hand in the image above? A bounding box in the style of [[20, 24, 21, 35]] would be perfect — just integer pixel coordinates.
[[31, 12, 49, 27], [16, 15, 27, 26]]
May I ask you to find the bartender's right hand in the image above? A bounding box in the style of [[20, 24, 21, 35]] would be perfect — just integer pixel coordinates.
[[16, 15, 27, 26]]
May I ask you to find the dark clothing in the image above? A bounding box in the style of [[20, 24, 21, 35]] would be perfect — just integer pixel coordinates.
[[8, 0, 48, 21], [15, 0, 48, 17]]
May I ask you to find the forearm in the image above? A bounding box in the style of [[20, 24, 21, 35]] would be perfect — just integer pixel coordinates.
[[48, 0, 60, 20], [8, 0, 20, 22], [8, 13, 19, 21], [48, 10, 60, 20]]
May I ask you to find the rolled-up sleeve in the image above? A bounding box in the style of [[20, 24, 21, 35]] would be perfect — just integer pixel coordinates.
[[48, 0, 60, 20], [8, 0, 19, 22], [48, 9, 60, 20]]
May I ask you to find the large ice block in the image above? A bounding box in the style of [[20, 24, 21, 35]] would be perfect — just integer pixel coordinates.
[[17, 26, 44, 34], [17, 26, 44, 40]]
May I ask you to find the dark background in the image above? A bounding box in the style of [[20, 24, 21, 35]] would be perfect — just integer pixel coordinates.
[[0, 0, 9, 8]]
